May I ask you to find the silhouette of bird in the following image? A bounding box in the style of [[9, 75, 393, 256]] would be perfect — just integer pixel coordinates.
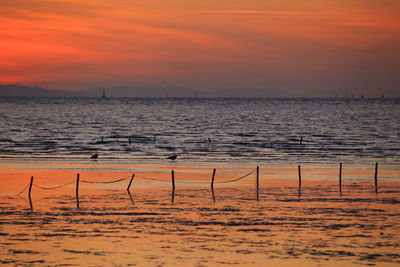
[[91, 153, 98, 159], [167, 154, 177, 161]]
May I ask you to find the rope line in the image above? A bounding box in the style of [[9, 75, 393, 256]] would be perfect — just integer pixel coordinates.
[[175, 180, 209, 184], [33, 181, 74, 190], [215, 170, 255, 184], [14, 184, 29, 196], [80, 175, 131, 184], [135, 175, 169, 182], [135, 170, 255, 184], [9, 169, 255, 196], [135, 174, 209, 184]]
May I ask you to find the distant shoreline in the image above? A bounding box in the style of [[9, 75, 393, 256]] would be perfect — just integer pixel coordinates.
[[1, 84, 398, 98]]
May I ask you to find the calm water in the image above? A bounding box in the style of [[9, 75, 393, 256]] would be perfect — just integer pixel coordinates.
[[1, 97, 400, 266], [1, 184, 400, 266], [0, 97, 399, 167]]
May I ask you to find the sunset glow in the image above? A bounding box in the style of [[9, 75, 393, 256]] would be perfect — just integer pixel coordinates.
[[1, 0, 400, 96], [1, 2, 400, 265]]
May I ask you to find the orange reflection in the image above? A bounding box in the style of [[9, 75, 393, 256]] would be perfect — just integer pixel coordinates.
[[1, 164, 399, 266]]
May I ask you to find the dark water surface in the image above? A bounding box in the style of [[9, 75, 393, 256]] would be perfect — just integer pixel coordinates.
[[0, 97, 399, 168], [1, 97, 400, 266]]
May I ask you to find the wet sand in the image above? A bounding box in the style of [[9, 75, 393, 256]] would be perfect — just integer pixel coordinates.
[[0, 164, 400, 266]]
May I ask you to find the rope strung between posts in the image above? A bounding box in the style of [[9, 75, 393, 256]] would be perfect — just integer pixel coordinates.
[[80, 175, 131, 184], [135, 174, 210, 184], [214, 170, 255, 184], [14, 184, 29, 196], [135, 174, 170, 182], [135, 170, 255, 184], [33, 180, 75, 190], [135, 174, 208, 184], [8, 169, 255, 196], [174, 180, 210, 184]]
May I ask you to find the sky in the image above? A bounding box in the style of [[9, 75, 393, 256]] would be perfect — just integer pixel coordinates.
[[1, 0, 400, 97]]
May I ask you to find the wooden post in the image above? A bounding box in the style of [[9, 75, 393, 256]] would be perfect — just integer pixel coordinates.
[[171, 190, 175, 204], [298, 165, 301, 188], [339, 163, 342, 193], [28, 176, 33, 198], [171, 169, 175, 203], [127, 173, 135, 191], [171, 170, 175, 191], [154, 134, 157, 143], [211, 168, 216, 190], [76, 173, 80, 196], [76, 173, 80, 209], [28, 176, 33, 210], [127, 191, 134, 205], [256, 166, 259, 190], [374, 162, 378, 193]]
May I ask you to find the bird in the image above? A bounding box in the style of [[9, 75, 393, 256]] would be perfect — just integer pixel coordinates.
[[167, 154, 177, 161], [91, 153, 98, 159]]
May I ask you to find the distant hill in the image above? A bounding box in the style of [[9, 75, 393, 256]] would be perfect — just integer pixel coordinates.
[[0, 84, 196, 98], [0, 84, 290, 98], [0, 85, 82, 97]]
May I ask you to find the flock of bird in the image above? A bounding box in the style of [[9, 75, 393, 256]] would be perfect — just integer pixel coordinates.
[[92, 153, 177, 161], [90, 136, 187, 162], [90, 135, 304, 161]]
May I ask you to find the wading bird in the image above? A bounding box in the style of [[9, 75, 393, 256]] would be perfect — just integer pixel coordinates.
[[167, 154, 177, 161]]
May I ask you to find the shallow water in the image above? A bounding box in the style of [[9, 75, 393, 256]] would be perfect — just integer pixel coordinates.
[[1, 181, 400, 266], [0, 97, 399, 170], [1, 97, 399, 266]]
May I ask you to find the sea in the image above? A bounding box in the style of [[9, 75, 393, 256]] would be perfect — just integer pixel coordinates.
[[1, 97, 400, 266], [0, 97, 399, 169]]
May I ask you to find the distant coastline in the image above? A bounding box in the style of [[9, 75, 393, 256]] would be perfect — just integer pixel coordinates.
[[0, 84, 200, 98], [0, 84, 85, 97], [1, 84, 396, 98]]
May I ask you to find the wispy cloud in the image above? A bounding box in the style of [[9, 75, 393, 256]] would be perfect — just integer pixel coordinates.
[[1, 0, 399, 93], [201, 10, 300, 16]]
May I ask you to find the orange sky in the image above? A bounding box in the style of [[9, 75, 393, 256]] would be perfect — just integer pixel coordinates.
[[1, 0, 400, 96]]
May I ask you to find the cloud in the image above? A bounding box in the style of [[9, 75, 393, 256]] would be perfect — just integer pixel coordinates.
[[0, 0, 399, 95], [201, 10, 300, 16]]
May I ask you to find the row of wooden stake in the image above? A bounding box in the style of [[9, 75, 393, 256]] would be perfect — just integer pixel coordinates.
[[297, 162, 379, 193], [25, 163, 380, 209]]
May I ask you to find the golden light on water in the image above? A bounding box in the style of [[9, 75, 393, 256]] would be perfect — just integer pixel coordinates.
[[1, 163, 400, 266]]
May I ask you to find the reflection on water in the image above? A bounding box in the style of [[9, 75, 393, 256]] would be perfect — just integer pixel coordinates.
[[1, 183, 400, 266], [0, 97, 399, 168]]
